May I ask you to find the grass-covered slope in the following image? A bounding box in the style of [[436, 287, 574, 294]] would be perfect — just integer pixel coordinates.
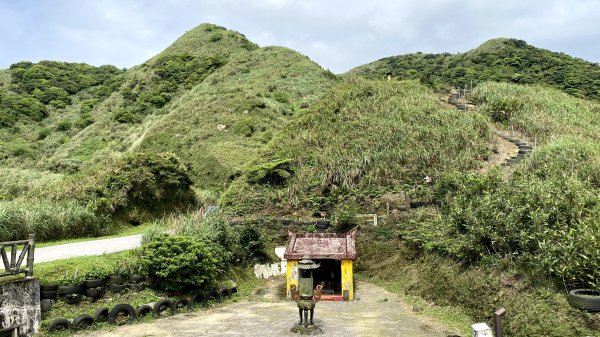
[[221, 78, 493, 216], [44, 24, 258, 171], [347, 38, 600, 100], [434, 82, 600, 285], [0, 23, 335, 241], [137, 46, 335, 190], [471, 81, 600, 142]]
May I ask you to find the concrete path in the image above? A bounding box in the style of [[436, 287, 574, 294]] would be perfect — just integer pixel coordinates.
[[32, 235, 142, 264], [77, 280, 458, 337]]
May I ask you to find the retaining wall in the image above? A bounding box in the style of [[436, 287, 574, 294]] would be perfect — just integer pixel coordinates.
[[0, 278, 41, 336]]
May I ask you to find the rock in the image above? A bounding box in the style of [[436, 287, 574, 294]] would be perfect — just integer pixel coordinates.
[[217, 124, 227, 131]]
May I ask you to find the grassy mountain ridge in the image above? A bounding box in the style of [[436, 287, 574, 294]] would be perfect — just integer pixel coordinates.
[[0, 23, 334, 234], [347, 38, 600, 100], [138, 46, 334, 190]]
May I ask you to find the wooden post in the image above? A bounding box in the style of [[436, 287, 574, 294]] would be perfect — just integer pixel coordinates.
[[26, 234, 35, 278], [373, 214, 378, 227]]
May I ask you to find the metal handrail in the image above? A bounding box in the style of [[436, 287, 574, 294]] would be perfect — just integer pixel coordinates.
[[0, 234, 35, 278]]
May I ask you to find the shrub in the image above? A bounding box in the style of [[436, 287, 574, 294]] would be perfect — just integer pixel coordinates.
[[0, 200, 107, 242], [237, 224, 266, 262], [139, 236, 222, 291], [273, 91, 290, 103], [332, 204, 358, 232], [37, 127, 51, 140], [56, 120, 72, 131]]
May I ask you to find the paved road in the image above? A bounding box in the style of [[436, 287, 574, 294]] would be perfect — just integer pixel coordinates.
[[32, 235, 142, 264], [77, 280, 458, 337]]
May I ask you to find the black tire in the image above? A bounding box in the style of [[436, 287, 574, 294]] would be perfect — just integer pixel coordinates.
[[109, 284, 126, 293], [93, 307, 109, 323], [84, 279, 105, 288], [222, 287, 232, 297], [129, 275, 145, 283], [568, 289, 600, 312], [208, 289, 223, 303], [173, 298, 191, 312], [127, 283, 145, 292], [72, 314, 95, 329], [62, 294, 83, 305], [135, 304, 153, 318], [107, 304, 137, 325], [41, 290, 58, 300], [57, 285, 83, 296], [108, 275, 124, 285], [41, 299, 53, 312], [85, 287, 106, 299], [153, 299, 174, 316], [230, 286, 238, 295], [48, 318, 71, 332], [40, 283, 58, 291], [191, 293, 207, 307], [316, 219, 330, 229]]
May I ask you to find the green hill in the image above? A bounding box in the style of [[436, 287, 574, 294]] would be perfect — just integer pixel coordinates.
[[0, 23, 334, 238], [221, 78, 492, 216], [347, 38, 600, 100]]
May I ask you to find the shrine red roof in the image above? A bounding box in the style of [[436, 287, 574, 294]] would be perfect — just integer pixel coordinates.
[[283, 227, 357, 260]]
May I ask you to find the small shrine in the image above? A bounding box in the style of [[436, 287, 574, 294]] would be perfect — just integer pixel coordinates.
[[284, 228, 357, 301]]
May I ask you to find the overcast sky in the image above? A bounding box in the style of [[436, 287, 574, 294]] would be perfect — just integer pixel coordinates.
[[1, 0, 599, 73]]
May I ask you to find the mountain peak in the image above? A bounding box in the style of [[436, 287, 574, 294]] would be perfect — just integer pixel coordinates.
[[151, 23, 259, 61]]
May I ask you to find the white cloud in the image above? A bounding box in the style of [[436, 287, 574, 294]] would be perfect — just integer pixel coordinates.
[[0, 0, 599, 72]]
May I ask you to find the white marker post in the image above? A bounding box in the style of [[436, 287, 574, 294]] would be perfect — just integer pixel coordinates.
[[472, 323, 493, 337]]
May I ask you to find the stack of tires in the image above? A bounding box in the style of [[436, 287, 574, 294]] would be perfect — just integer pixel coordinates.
[[40, 284, 58, 312], [497, 133, 534, 167], [107, 275, 126, 293], [57, 284, 84, 304], [84, 278, 106, 300], [46, 285, 240, 333]]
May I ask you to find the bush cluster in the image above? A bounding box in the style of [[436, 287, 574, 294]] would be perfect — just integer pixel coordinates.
[[113, 53, 225, 123], [139, 235, 222, 292], [407, 139, 600, 287], [0, 200, 107, 242], [140, 209, 266, 291], [351, 38, 600, 101]]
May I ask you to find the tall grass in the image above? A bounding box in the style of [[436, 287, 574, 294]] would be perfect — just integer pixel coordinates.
[[222, 78, 493, 215], [471, 82, 600, 143], [0, 200, 108, 242]]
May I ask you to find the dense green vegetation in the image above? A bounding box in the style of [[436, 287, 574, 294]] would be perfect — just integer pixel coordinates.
[[348, 38, 600, 100], [138, 46, 334, 190], [0, 152, 193, 241], [2, 22, 600, 337], [221, 78, 492, 216]]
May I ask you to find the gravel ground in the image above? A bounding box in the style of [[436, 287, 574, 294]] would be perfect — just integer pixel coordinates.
[[76, 280, 459, 337]]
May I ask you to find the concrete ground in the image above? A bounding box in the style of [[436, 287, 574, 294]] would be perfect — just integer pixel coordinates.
[[77, 280, 459, 337], [32, 235, 142, 264]]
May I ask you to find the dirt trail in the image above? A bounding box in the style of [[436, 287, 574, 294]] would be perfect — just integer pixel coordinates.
[[478, 131, 519, 172], [77, 280, 458, 337]]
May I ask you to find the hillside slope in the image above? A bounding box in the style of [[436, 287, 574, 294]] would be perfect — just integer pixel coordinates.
[[221, 78, 493, 216], [347, 38, 600, 100], [138, 46, 334, 190]]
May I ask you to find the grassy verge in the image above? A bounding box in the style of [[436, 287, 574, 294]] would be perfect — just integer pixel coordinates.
[[36, 251, 262, 336], [357, 219, 600, 337]]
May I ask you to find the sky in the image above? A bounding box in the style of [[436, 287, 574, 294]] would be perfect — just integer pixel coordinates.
[[1, 0, 599, 73]]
